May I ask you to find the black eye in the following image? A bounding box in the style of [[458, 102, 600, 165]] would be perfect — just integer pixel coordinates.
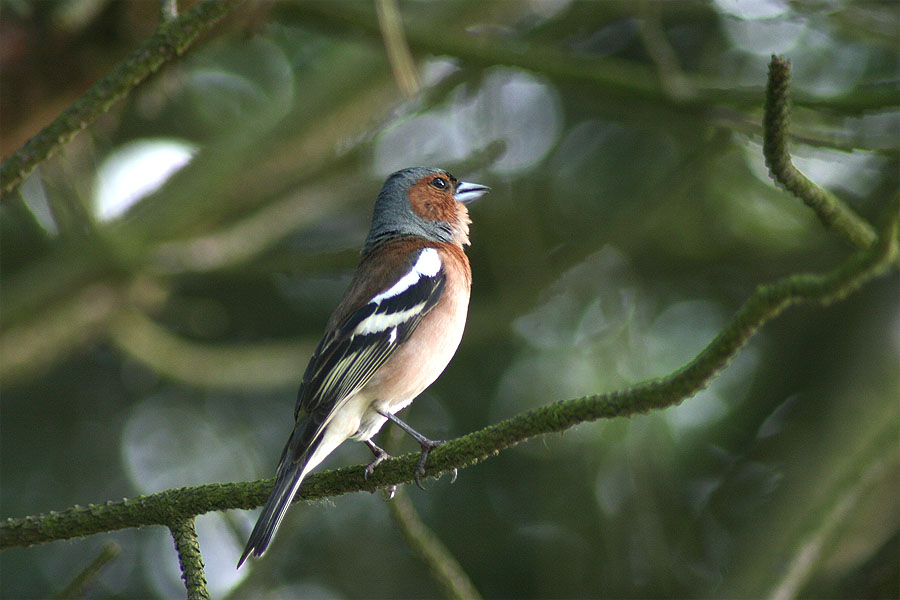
[[430, 177, 448, 190]]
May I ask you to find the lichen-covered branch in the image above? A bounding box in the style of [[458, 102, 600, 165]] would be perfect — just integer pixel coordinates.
[[0, 0, 242, 198], [3, 192, 896, 550], [169, 517, 209, 600], [763, 55, 878, 250]]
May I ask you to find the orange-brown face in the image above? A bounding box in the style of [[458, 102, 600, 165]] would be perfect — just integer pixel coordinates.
[[407, 173, 459, 222], [407, 172, 472, 245]]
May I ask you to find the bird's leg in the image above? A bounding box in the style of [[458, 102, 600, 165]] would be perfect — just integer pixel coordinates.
[[364, 439, 392, 479], [378, 410, 458, 490], [363, 439, 396, 498]]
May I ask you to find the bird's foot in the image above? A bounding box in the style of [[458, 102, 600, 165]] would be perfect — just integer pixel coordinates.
[[364, 440, 399, 498], [413, 438, 457, 490], [377, 410, 458, 490], [364, 440, 391, 481]]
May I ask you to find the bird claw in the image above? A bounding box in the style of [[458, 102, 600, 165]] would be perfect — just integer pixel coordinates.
[[414, 466, 428, 491], [413, 437, 448, 490], [364, 440, 392, 485], [365, 448, 397, 499], [364, 457, 387, 482]]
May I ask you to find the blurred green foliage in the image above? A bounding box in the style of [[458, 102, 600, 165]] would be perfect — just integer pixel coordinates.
[[1, 1, 897, 598]]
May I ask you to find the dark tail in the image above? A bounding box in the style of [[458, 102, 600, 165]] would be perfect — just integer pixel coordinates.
[[238, 426, 316, 568]]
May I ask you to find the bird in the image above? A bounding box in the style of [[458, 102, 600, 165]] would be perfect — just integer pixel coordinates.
[[238, 166, 489, 567]]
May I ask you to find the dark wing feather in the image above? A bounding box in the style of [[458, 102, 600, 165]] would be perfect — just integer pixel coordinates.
[[290, 249, 446, 455]]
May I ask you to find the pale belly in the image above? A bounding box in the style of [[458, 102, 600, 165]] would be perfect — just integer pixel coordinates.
[[351, 285, 469, 441]]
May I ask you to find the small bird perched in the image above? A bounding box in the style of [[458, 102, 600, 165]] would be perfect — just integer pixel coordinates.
[[239, 167, 489, 567]]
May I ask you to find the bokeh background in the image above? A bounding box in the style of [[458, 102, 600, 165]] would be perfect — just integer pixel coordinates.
[[2, 1, 898, 598]]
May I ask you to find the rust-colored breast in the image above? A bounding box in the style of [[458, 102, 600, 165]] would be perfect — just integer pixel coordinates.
[[435, 242, 472, 288]]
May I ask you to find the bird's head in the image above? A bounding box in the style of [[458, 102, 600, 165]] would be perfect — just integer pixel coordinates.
[[365, 167, 489, 251]]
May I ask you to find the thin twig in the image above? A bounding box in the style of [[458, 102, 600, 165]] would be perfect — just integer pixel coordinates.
[[388, 488, 483, 600], [160, 0, 179, 23], [763, 55, 878, 251], [637, 0, 696, 100], [54, 542, 121, 599], [375, 0, 420, 97]]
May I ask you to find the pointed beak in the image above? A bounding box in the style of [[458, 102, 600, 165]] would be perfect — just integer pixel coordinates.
[[454, 180, 490, 204]]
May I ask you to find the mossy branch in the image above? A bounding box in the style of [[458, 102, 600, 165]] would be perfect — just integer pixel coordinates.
[[0, 0, 242, 198], [3, 192, 897, 550], [169, 517, 209, 600], [764, 55, 878, 250]]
